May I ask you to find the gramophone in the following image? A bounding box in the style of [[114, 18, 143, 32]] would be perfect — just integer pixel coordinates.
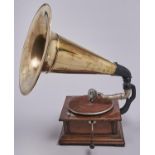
[[19, 4, 136, 149]]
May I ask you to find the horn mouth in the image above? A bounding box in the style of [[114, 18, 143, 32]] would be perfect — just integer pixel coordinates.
[[19, 4, 51, 95]]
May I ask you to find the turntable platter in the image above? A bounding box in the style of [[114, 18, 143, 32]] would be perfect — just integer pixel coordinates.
[[68, 95, 113, 116]]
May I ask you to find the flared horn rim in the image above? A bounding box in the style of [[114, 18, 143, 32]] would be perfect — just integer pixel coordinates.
[[19, 4, 51, 95]]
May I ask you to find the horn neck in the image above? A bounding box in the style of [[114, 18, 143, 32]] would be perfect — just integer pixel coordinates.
[[42, 32, 117, 74]]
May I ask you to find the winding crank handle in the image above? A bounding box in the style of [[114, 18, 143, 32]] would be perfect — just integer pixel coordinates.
[[89, 121, 96, 149]]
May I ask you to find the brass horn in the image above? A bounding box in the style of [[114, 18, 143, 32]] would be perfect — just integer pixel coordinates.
[[19, 4, 136, 114]]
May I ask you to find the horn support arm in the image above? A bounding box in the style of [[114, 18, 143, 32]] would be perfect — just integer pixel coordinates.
[[114, 63, 136, 114], [88, 63, 136, 114]]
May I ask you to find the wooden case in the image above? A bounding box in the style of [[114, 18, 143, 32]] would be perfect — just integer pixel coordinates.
[[59, 96, 125, 146]]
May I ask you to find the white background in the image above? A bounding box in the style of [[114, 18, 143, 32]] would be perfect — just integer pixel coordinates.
[[4, 0, 155, 155], [14, 0, 139, 155]]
